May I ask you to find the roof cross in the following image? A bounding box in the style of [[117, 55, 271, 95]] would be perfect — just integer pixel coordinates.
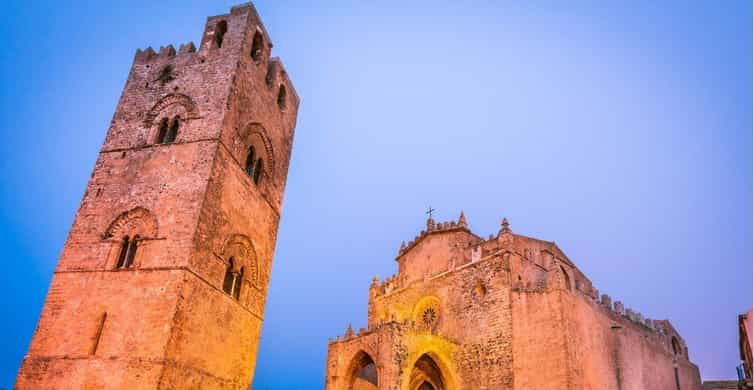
[[426, 206, 436, 220]]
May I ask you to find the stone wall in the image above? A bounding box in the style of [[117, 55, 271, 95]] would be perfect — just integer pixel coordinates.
[[327, 217, 703, 390], [16, 3, 298, 389]]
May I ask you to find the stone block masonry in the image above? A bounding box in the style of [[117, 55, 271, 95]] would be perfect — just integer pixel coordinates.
[[326, 214, 703, 390], [16, 3, 299, 389]]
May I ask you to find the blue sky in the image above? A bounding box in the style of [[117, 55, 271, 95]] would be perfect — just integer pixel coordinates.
[[0, 1, 751, 388]]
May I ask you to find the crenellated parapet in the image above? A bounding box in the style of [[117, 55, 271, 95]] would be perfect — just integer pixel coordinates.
[[566, 281, 691, 359], [396, 211, 475, 259]]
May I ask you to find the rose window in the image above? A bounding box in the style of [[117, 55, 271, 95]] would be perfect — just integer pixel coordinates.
[[422, 307, 438, 329]]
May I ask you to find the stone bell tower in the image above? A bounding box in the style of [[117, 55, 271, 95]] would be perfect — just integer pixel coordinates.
[[16, 3, 298, 389]]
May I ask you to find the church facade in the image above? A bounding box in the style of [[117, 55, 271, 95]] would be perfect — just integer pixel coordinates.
[[325, 214, 702, 390]]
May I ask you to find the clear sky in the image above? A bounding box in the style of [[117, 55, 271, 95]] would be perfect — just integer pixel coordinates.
[[0, 1, 751, 388]]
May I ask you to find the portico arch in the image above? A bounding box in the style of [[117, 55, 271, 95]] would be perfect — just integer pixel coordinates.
[[409, 354, 445, 390], [402, 343, 459, 390], [345, 350, 378, 390]]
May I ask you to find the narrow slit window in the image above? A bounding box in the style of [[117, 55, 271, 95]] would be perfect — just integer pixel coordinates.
[[245, 146, 256, 178], [116, 236, 129, 268], [124, 235, 139, 268], [251, 31, 263, 62], [233, 267, 244, 300], [223, 258, 235, 295], [215, 20, 228, 48], [277, 85, 287, 110], [253, 158, 263, 184], [156, 118, 169, 144], [165, 117, 179, 143]]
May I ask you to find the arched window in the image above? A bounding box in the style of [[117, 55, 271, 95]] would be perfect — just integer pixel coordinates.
[[156, 118, 169, 144], [125, 235, 138, 268], [672, 337, 681, 355], [245, 146, 256, 178], [166, 117, 179, 143], [223, 258, 235, 295], [251, 31, 263, 62], [253, 158, 263, 184], [560, 265, 571, 291], [277, 85, 287, 110], [214, 20, 228, 48], [233, 267, 244, 300], [116, 235, 138, 269], [116, 236, 130, 268], [156, 116, 179, 144]]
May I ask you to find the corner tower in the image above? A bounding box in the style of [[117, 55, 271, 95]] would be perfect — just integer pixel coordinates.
[[16, 3, 298, 389]]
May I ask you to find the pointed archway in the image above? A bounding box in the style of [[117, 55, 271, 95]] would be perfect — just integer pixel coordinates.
[[345, 350, 378, 390], [409, 354, 446, 390]]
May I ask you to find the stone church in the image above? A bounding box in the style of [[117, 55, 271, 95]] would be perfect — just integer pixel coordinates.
[[325, 214, 703, 389], [14, 2, 703, 390]]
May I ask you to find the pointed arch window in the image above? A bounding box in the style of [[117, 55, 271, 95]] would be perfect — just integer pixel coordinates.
[[560, 265, 571, 291], [253, 158, 263, 184], [251, 31, 263, 62], [166, 118, 179, 143], [244, 146, 264, 186], [116, 235, 138, 269], [222, 258, 243, 300], [277, 85, 287, 110], [223, 258, 235, 295], [157, 116, 180, 144], [156, 118, 169, 144], [245, 146, 256, 178], [214, 20, 228, 48], [233, 267, 244, 300]]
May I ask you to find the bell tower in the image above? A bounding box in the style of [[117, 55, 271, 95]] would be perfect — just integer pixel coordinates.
[[16, 3, 298, 389]]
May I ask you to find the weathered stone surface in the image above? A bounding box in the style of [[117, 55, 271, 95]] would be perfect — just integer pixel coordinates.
[[326, 216, 703, 390], [16, 3, 298, 389]]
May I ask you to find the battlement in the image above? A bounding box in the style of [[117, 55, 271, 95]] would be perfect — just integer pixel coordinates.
[[129, 3, 297, 108], [564, 279, 691, 359], [328, 316, 419, 345], [368, 211, 691, 362]]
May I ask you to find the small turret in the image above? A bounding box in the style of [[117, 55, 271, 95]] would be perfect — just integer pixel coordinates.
[[499, 217, 511, 234], [458, 211, 468, 227]]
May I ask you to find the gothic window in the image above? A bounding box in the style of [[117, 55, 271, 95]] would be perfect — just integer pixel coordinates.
[[166, 117, 179, 143], [253, 158, 263, 184], [251, 30, 263, 62], [156, 118, 169, 144], [560, 265, 571, 291], [223, 258, 235, 295], [214, 20, 228, 48], [245, 146, 256, 178], [277, 85, 287, 110], [156, 116, 179, 144], [125, 235, 138, 268], [233, 267, 244, 300], [116, 236, 129, 268], [222, 258, 243, 300], [672, 337, 681, 355], [116, 235, 138, 269]]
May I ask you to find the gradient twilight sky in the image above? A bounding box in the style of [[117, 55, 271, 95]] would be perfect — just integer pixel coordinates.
[[0, 1, 751, 388]]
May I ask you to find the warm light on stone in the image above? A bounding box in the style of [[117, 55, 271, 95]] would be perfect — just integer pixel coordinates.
[[15, 3, 299, 389], [326, 214, 703, 389]]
